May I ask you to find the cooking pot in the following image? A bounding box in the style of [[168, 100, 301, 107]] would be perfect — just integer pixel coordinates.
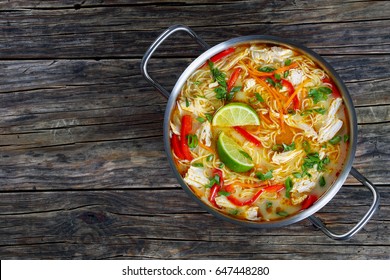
[[141, 25, 380, 240]]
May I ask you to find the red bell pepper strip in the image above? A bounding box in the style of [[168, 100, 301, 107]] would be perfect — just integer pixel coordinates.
[[180, 115, 193, 161], [227, 68, 242, 92], [233, 126, 262, 147], [322, 77, 341, 98], [301, 194, 318, 210], [281, 79, 299, 110], [210, 47, 235, 63], [209, 169, 224, 208], [171, 134, 185, 160], [227, 184, 285, 206]]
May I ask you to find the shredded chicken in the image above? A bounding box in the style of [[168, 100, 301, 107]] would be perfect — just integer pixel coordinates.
[[197, 122, 212, 147], [272, 150, 303, 165], [245, 207, 260, 221], [183, 166, 208, 189], [287, 69, 305, 87], [291, 170, 322, 205], [215, 196, 236, 209], [250, 46, 293, 64], [318, 98, 343, 143]]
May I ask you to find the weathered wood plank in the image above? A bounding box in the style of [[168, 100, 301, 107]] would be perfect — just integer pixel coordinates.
[[0, 1, 389, 59], [0, 187, 387, 259]]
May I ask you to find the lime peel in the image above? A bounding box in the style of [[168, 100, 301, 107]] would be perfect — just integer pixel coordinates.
[[217, 132, 254, 173]]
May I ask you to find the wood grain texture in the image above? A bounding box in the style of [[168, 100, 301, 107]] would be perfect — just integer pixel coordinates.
[[0, 0, 389, 259]]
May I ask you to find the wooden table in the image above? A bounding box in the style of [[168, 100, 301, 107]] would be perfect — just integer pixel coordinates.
[[0, 0, 388, 259]]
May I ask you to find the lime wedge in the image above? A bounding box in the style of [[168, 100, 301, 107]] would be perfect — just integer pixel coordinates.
[[217, 132, 254, 172], [212, 102, 260, 127]]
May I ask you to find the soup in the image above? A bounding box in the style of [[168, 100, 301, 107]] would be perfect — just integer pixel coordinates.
[[169, 43, 349, 222]]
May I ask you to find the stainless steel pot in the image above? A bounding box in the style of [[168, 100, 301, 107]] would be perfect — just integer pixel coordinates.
[[141, 25, 380, 240]]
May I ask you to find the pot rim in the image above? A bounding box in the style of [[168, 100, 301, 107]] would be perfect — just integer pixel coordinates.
[[163, 35, 358, 228]]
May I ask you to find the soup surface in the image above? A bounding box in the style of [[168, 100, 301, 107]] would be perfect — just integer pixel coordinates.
[[170, 43, 349, 222]]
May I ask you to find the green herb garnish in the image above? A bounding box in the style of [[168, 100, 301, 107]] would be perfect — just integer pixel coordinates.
[[206, 154, 214, 162], [319, 176, 326, 187], [187, 134, 198, 149], [196, 116, 206, 123], [285, 177, 293, 198], [205, 174, 220, 188], [258, 66, 275, 73], [344, 134, 350, 143], [277, 211, 289, 217], [301, 107, 327, 116], [255, 92, 264, 102], [266, 77, 276, 87], [308, 86, 332, 103], [329, 135, 342, 145], [192, 162, 204, 167], [285, 59, 292, 66], [218, 191, 231, 196], [282, 142, 296, 151], [302, 153, 330, 172], [256, 170, 273, 181], [266, 201, 273, 209], [292, 172, 302, 178], [205, 113, 213, 123]]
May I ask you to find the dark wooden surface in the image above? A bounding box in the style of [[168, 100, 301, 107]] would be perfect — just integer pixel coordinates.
[[0, 0, 389, 259]]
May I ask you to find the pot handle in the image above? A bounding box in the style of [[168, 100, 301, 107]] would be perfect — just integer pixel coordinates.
[[140, 24, 210, 99], [308, 167, 380, 240]]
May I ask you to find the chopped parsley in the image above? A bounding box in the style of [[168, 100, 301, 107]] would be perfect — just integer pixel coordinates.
[[302, 152, 330, 172], [308, 86, 332, 103], [256, 170, 273, 181], [329, 135, 342, 145], [258, 66, 275, 73], [285, 177, 293, 198]]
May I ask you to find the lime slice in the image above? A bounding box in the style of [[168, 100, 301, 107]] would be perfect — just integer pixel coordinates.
[[212, 102, 260, 127], [217, 132, 254, 172]]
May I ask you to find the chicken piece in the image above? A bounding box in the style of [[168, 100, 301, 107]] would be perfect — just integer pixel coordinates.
[[287, 69, 305, 87], [251, 46, 293, 64], [317, 98, 343, 143], [272, 150, 303, 165], [244, 207, 260, 221], [290, 170, 322, 205], [215, 195, 237, 209], [183, 166, 209, 189], [244, 78, 256, 92], [318, 119, 343, 143], [328, 98, 342, 117], [197, 121, 212, 147]]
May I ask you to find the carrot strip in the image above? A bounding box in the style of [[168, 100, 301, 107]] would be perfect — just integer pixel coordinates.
[[274, 62, 299, 74], [251, 76, 285, 131], [259, 113, 272, 125], [198, 141, 214, 153], [283, 79, 310, 110]]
